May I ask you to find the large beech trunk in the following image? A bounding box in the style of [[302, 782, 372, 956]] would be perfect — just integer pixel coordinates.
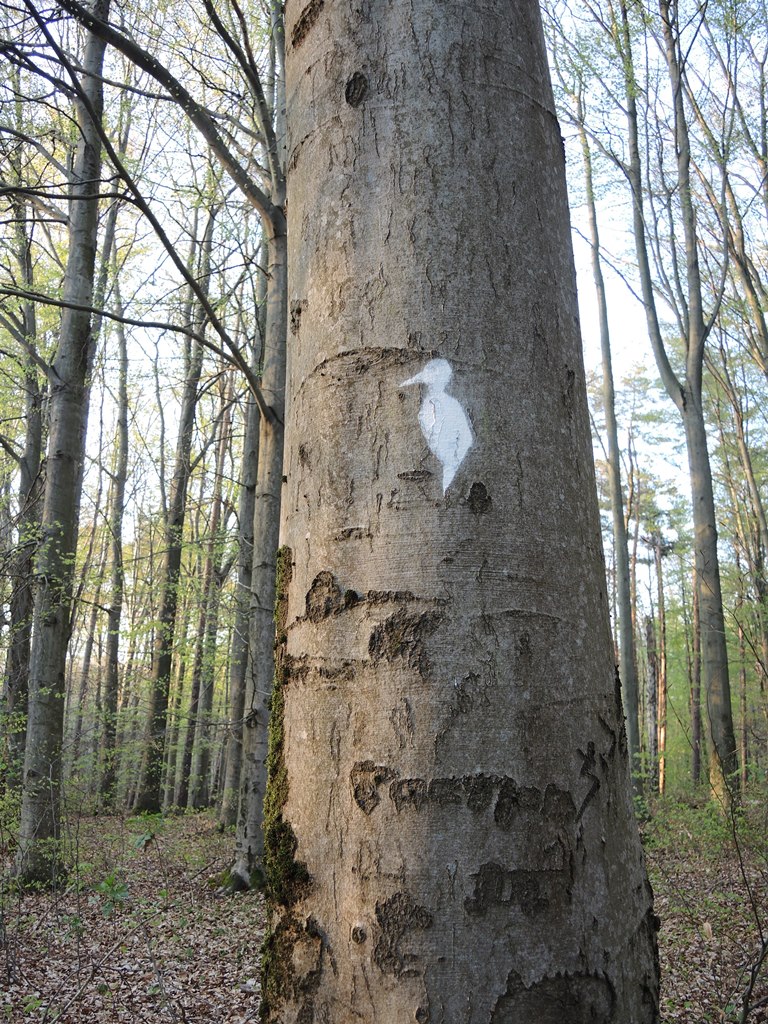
[[261, 2, 660, 1020]]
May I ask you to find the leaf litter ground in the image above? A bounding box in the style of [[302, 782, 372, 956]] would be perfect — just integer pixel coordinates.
[[1, 814, 263, 1023], [1, 801, 767, 1022]]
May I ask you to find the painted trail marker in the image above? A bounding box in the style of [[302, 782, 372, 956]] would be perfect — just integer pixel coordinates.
[[401, 358, 473, 493]]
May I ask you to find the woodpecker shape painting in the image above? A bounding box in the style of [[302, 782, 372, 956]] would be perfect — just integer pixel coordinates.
[[401, 357, 473, 492]]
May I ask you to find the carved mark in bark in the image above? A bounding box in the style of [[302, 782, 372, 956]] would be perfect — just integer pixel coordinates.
[[390, 778, 427, 812], [465, 862, 551, 918], [305, 571, 358, 623], [562, 365, 576, 416], [428, 777, 464, 805], [345, 72, 369, 107], [490, 969, 616, 1023], [373, 891, 433, 977], [436, 670, 494, 750], [368, 608, 443, 668], [291, 0, 324, 49], [333, 525, 372, 541], [397, 469, 433, 483], [464, 773, 501, 813], [494, 778, 542, 830], [290, 300, 306, 335], [350, 760, 398, 814], [576, 741, 600, 822], [389, 696, 415, 749], [366, 589, 416, 605], [468, 481, 492, 514]]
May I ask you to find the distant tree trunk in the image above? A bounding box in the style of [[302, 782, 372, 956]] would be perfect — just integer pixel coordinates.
[[219, 384, 259, 826], [691, 574, 702, 786], [576, 101, 641, 781], [262, 2, 660, 1018], [230, 228, 287, 888], [162, 627, 189, 812], [175, 594, 205, 810], [14, 0, 110, 883], [1, 100, 44, 782], [70, 577, 104, 772], [738, 620, 749, 793], [1, 283, 43, 783], [610, 0, 738, 804], [645, 616, 659, 793], [189, 378, 233, 809], [99, 290, 129, 808], [652, 535, 668, 796], [132, 207, 215, 814]]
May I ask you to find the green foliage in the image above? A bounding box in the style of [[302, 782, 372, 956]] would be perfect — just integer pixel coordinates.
[[93, 871, 130, 916]]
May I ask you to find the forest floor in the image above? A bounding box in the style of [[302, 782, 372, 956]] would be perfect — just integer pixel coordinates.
[[0, 799, 766, 1023]]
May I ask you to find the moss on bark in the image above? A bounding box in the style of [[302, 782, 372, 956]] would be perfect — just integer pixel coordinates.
[[261, 546, 311, 1020]]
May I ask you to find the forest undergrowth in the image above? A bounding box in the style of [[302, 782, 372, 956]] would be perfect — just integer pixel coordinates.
[[0, 799, 766, 1023]]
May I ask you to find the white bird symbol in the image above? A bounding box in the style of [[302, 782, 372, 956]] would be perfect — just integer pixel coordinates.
[[400, 358, 473, 493]]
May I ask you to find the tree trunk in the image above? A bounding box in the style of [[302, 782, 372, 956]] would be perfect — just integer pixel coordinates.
[[14, 0, 110, 883], [230, 229, 287, 888], [1, 115, 44, 783], [691, 573, 702, 786], [99, 287, 129, 807], [189, 379, 233, 809], [131, 208, 214, 813], [261, 3, 660, 1019], [645, 616, 659, 794], [738, 619, 749, 794], [609, 0, 738, 805], [577, 105, 641, 781], [682, 400, 738, 798], [653, 535, 667, 797], [219, 386, 259, 826]]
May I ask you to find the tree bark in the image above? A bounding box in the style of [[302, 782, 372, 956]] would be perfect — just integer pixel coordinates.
[[262, 2, 660, 1019], [14, 0, 110, 883]]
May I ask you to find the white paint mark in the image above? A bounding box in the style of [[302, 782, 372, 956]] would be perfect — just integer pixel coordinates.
[[400, 358, 473, 493]]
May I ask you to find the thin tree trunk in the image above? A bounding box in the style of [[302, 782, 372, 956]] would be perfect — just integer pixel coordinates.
[[219, 385, 259, 826], [1, 93, 44, 781], [611, 0, 738, 804], [645, 616, 659, 793], [576, 101, 641, 781], [230, 227, 287, 888], [163, 616, 190, 811], [738, 619, 749, 794], [652, 535, 668, 796], [99, 284, 129, 807], [14, 0, 110, 883], [131, 207, 215, 813], [189, 383, 232, 809], [692, 573, 702, 786], [70, 581, 103, 772]]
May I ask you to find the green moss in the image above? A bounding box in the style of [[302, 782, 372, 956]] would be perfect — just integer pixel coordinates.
[[261, 547, 311, 1020], [264, 546, 309, 905]]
